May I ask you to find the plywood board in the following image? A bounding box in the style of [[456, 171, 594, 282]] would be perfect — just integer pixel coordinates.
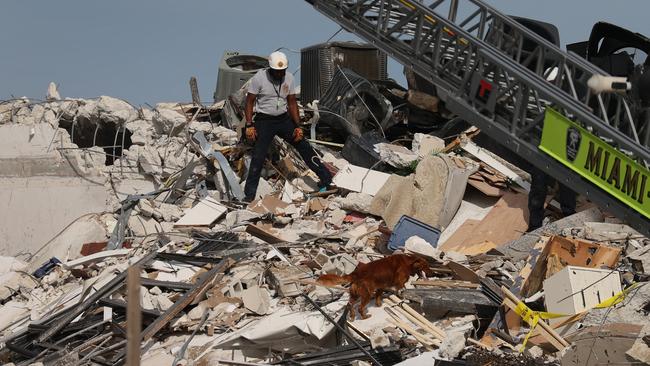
[[174, 196, 227, 227], [439, 219, 481, 252], [438, 195, 496, 245], [332, 164, 391, 196], [440, 192, 529, 254]]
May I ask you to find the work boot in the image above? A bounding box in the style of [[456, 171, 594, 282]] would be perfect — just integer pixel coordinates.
[[318, 183, 334, 193]]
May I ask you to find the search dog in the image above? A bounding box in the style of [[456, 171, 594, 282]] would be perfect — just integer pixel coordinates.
[[317, 254, 432, 319]]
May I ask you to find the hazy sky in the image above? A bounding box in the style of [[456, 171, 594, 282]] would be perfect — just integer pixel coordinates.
[[1, 0, 647, 106]]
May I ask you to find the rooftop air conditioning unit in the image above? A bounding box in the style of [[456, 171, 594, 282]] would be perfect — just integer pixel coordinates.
[[213, 51, 268, 103], [300, 42, 388, 105]]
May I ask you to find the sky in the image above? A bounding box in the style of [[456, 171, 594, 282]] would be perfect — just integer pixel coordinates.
[[0, 0, 647, 106]]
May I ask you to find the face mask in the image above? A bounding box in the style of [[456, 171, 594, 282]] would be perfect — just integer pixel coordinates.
[[269, 69, 285, 83]]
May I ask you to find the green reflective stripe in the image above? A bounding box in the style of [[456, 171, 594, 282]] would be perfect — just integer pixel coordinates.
[[540, 108, 650, 219]]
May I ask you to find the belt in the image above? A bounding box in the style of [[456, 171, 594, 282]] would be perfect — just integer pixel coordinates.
[[255, 112, 288, 121]]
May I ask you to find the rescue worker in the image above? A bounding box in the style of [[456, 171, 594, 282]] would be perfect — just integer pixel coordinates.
[[243, 51, 332, 202], [527, 166, 576, 231]]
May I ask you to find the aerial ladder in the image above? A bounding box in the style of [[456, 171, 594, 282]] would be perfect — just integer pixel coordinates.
[[305, 0, 650, 236]]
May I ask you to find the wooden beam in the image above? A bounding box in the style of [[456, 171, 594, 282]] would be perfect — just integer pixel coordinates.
[[500, 286, 569, 351], [141, 260, 227, 341], [126, 266, 141, 366], [387, 296, 447, 340]]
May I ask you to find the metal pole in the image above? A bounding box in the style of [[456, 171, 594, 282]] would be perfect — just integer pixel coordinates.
[[300, 294, 383, 366]]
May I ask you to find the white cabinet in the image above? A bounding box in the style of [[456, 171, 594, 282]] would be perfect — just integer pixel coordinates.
[[543, 266, 621, 324]]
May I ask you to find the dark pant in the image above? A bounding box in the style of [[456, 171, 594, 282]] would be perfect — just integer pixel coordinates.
[[244, 115, 332, 199], [528, 167, 577, 231]]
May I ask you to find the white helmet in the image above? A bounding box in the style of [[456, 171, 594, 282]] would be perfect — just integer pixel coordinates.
[[269, 51, 288, 70]]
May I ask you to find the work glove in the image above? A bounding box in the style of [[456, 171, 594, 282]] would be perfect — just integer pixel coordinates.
[[293, 127, 304, 142], [245, 125, 257, 142]]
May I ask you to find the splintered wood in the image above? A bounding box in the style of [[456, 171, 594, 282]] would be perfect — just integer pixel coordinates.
[[383, 295, 447, 350], [520, 235, 622, 298]]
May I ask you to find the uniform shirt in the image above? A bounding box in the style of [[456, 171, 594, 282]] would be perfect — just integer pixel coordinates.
[[247, 69, 295, 116]]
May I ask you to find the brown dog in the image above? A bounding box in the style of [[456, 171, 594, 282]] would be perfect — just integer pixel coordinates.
[[317, 254, 432, 319]]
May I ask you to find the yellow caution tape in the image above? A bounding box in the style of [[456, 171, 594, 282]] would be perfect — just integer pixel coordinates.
[[511, 282, 641, 351]]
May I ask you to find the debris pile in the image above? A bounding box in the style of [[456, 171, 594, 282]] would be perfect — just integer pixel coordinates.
[[0, 81, 648, 366]]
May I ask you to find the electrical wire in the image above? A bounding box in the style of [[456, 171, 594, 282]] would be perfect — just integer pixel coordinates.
[[584, 282, 647, 365]]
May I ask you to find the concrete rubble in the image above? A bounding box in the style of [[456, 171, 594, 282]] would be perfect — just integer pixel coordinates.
[[0, 81, 648, 366]]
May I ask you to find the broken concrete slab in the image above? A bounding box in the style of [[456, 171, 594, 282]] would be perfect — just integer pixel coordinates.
[[627, 323, 650, 364], [138, 199, 156, 217], [439, 329, 467, 359], [0, 300, 30, 334], [125, 119, 155, 146], [135, 145, 163, 176], [75, 95, 138, 125], [583, 221, 644, 242], [0, 256, 28, 274], [0, 123, 111, 258], [266, 263, 312, 297], [224, 209, 261, 227], [128, 214, 163, 239], [153, 202, 183, 222], [333, 192, 373, 214], [114, 177, 157, 202], [152, 107, 186, 136], [563, 323, 643, 366], [94, 96, 138, 125], [393, 351, 437, 365], [321, 253, 358, 276], [0, 271, 38, 301], [241, 286, 272, 315], [27, 216, 108, 272], [280, 180, 303, 203], [582, 283, 650, 326], [327, 208, 347, 227], [216, 299, 347, 354], [628, 245, 650, 274], [374, 143, 418, 168], [211, 126, 239, 146], [412, 133, 444, 157]]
